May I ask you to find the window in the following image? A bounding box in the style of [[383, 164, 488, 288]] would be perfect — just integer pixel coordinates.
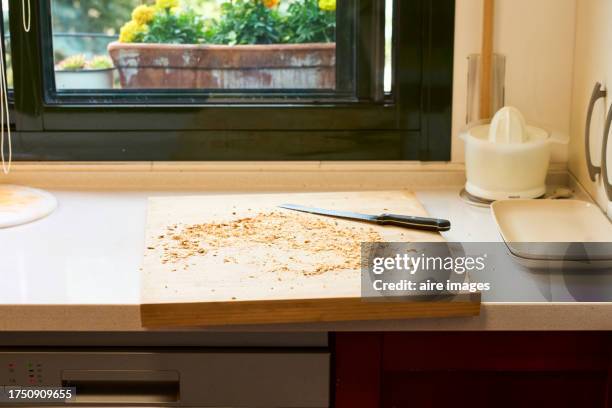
[[7, 0, 455, 161], [1, 0, 14, 132], [1, 0, 12, 90], [52, 0, 338, 91], [384, 0, 392, 93]]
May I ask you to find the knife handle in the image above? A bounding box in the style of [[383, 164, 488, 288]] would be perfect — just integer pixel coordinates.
[[377, 214, 451, 232]]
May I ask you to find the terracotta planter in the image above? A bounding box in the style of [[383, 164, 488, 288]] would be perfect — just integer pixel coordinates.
[[107, 42, 336, 89]]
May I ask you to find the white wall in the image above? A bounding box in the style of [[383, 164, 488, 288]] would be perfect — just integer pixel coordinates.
[[569, 0, 612, 213], [451, 0, 577, 163]]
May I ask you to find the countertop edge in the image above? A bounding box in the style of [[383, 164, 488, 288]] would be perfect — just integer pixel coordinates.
[[1, 303, 611, 332]]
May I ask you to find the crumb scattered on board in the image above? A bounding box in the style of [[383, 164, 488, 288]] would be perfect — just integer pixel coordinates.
[[149, 210, 384, 277]]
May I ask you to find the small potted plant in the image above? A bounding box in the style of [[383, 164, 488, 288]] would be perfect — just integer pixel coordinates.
[[55, 55, 115, 90], [108, 0, 336, 89]]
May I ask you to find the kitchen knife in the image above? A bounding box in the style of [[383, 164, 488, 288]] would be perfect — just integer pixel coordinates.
[[279, 204, 451, 232]]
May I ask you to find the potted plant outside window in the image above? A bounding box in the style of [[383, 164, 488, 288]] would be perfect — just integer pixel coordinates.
[[107, 0, 336, 89], [55, 55, 115, 90]]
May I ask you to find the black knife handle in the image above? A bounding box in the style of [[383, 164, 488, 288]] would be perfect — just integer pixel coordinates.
[[376, 214, 451, 232]]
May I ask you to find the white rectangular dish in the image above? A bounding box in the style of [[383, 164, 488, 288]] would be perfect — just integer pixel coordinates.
[[491, 200, 612, 269], [491, 200, 612, 243]]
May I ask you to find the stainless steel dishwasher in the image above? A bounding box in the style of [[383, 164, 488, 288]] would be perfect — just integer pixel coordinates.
[[0, 332, 330, 407]]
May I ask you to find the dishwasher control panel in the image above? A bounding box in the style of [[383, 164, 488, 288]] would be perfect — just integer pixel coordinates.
[[0, 350, 329, 407], [5, 359, 43, 385]]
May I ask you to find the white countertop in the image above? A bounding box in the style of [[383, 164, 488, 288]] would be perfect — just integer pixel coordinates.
[[1, 188, 500, 306], [1, 166, 611, 331]]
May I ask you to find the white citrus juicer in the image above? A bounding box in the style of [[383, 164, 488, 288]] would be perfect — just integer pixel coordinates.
[[460, 107, 563, 201]]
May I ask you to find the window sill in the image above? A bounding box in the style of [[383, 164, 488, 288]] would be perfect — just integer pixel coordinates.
[[3, 161, 567, 191]]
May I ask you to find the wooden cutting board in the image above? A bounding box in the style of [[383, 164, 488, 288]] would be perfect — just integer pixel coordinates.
[[141, 191, 480, 328]]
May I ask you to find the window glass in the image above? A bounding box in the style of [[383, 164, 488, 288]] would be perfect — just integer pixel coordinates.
[[2, 0, 12, 89], [51, 0, 338, 91], [384, 0, 392, 93]]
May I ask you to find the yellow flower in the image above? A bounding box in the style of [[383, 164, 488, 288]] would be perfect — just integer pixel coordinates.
[[155, 0, 179, 10], [318, 0, 335, 12], [263, 0, 279, 9], [132, 5, 156, 25], [119, 20, 147, 43]]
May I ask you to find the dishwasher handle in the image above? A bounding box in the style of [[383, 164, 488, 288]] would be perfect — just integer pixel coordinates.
[[61, 370, 180, 404]]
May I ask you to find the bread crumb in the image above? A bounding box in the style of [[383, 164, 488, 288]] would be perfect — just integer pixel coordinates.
[[154, 210, 384, 276]]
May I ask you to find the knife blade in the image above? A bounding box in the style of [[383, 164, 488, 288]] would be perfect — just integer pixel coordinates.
[[279, 204, 451, 232]]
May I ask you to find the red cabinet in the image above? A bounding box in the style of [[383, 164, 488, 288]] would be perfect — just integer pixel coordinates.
[[335, 333, 612, 408]]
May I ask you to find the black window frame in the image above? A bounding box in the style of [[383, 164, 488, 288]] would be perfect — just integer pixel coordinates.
[[6, 0, 455, 161]]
